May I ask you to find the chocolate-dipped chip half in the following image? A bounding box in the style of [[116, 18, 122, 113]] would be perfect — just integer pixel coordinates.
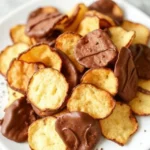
[[74, 29, 117, 68], [88, 0, 124, 25], [129, 44, 150, 79], [55, 112, 101, 150], [56, 49, 79, 93], [26, 7, 66, 38], [1, 97, 36, 142], [114, 47, 138, 102]]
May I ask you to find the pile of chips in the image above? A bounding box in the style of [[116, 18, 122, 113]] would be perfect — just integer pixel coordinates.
[[0, 0, 150, 149]]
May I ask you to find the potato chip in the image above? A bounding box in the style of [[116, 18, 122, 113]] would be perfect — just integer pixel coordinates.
[[19, 44, 62, 71], [100, 102, 138, 145], [122, 20, 150, 45], [10, 24, 32, 45], [138, 79, 150, 92], [67, 84, 115, 119], [7, 60, 45, 94], [109, 27, 135, 51], [28, 117, 66, 150], [27, 68, 68, 116], [55, 32, 84, 72], [6, 86, 24, 108], [81, 68, 118, 95], [0, 43, 29, 76], [77, 16, 100, 36], [85, 10, 116, 28], [129, 92, 150, 115], [65, 3, 88, 31]]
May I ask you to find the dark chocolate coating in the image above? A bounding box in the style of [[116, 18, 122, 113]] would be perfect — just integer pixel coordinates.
[[55, 112, 101, 150], [138, 87, 150, 95], [129, 44, 150, 79], [26, 8, 65, 38], [114, 47, 138, 102], [56, 50, 79, 93], [75, 29, 117, 68], [1, 97, 36, 142], [89, 0, 123, 25]]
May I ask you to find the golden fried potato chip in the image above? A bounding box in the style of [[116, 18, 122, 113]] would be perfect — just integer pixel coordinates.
[[138, 79, 150, 92], [10, 24, 32, 45], [65, 3, 88, 31], [54, 109, 69, 118], [67, 84, 115, 119], [0, 43, 29, 76], [27, 68, 68, 116], [109, 27, 135, 51], [122, 20, 150, 45], [129, 92, 150, 115], [7, 60, 45, 94], [28, 117, 66, 150], [6, 86, 24, 108], [55, 32, 84, 72], [100, 102, 138, 145], [19, 44, 62, 71], [85, 10, 116, 28], [81, 68, 118, 95], [77, 16, 100, 36]]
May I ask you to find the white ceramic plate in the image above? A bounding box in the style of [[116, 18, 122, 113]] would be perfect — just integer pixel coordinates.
[[0, 0, 150, 150]]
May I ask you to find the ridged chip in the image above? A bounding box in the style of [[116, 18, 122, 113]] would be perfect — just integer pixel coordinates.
[[129, 92, 150, 115], [28, 117, 66, 150], [65, 3, 88, 31], [55, 32, 84, 72], [0, 43, 29, 76], [77, 16, 100, 36], [10, 24, 32, 45], [81, 68, 118, 95], [122, 20, 150, 45], [67, 83, 115, 119], [7, 60, 45, 94], [27, 68, 68, 116], [100, 102, 138, 145], [19, 44, 62, 71], [109, 27, 135, 51]]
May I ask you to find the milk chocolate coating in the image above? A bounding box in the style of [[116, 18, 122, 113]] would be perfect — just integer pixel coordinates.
[[1, 97, 36, 142], [55, 112, 101, 150], [129, 44, 150, 79], [138, 87, 150, 95], [75, 29, 117, 68], [114, 47, 138, 102], [57, 50, 79, 92], [31, 103, 66, 117], [26, 8, 65, 38], [33, 30, 62, 47], [89, 0, 123, 25]]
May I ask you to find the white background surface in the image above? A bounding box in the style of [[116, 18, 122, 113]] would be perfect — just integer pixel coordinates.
[[0, 0, 150, 150]]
